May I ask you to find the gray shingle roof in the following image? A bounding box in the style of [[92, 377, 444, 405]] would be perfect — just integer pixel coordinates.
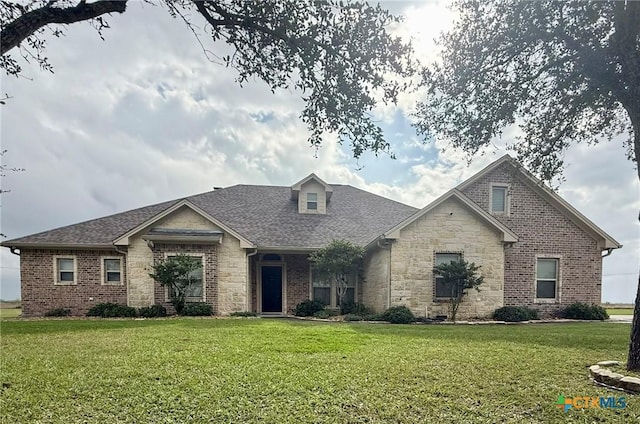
[[3, 184, 418, 249]]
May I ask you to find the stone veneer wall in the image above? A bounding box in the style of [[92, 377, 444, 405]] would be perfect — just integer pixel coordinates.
[[389, 197, 504, 319], [460, 164, 602, 315], [362, 245, 390, 312], [127, 205, 247, 314], [20, 249, 127, 317]]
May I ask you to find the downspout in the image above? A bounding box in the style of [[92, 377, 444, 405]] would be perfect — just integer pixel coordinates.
[[9, 247, 20, 256], [246, 248, 258, 312], [377, 237, 392, 309], [602, 248, 614, 258]]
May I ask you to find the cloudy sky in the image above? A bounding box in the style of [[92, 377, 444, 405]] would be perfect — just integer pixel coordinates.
[[1, 1, 638, 303]]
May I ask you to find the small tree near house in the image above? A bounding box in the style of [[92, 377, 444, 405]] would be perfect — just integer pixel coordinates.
[[433, 260, 484, 322], [149, 254, 202, 315], [309, 240, 364, 309]]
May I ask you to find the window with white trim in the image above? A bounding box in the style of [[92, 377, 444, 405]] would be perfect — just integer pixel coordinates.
[[434, 253, 461, 299], [536, 258, 558, 299], [312, 270, 356, 308], [307, 192, 318, 210], [54, 257, 76, 285], [490, 185, 508, 214], [102, 258, 123, 285]]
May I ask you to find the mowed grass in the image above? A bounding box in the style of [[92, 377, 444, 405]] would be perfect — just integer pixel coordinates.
[[0, 319, 637, 423], [607, 308, 635, 316]]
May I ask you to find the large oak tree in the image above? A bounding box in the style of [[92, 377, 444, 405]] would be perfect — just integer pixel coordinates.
[[415, 0, 640, 369], [0, 0, 413, 158]]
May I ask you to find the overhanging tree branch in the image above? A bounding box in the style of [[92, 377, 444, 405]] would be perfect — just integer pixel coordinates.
[[0, 0, 127, 55]]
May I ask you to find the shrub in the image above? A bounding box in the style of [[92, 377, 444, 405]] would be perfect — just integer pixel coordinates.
[[381, 306, 415, 324], [343, 314, 365, 321], [230, 311, 258, 317], [44, 307, 71, 317], [87, 303, 138, 318], [138, 304, 167, 318], [293, 299, 327, 317], [313, 309, 338, 319], [181, 303, 213, 316], [492, 306, 539, 322], [559, 303, 609, 320], [340, 301, 372, 316]]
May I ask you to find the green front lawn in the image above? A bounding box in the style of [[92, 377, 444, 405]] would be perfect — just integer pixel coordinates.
[[0, 319, 636, 423]]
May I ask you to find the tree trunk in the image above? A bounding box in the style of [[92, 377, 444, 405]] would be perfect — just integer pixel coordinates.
[[624, 95, 640, 369], [628, 275, 640, 370]]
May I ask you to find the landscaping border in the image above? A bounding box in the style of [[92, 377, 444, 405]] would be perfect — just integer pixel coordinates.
[[589, 361, 640, 394]]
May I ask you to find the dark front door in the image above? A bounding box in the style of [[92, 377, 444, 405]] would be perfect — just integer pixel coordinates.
[[261, 266, 283, 313]]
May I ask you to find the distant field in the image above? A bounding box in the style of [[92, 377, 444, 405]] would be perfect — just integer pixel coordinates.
[[606, 308, 634, 316], [0, 308, 21, 319]]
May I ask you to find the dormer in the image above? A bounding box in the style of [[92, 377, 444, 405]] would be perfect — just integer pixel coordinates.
[[290, 173, 333, 214]]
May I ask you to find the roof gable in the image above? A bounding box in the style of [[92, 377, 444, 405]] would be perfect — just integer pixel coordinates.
[[290, 173, 333, 201], [383, 189, 518, 243], [457, 155, 621, 250], [113, 199, 255, 248]]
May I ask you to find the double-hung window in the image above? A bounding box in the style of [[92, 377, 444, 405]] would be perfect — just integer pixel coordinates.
[[102, 258, 123, 285], [434, 253, 461, 299], [54, 257, 76, 285], [490, 185, 508, 214], [536, 258, 558, 300], [312, 271, 356, 308], [307, 193, 318, 210]]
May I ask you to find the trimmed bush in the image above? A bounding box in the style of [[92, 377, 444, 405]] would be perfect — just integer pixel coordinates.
[[340, 301, 372, 316], [559, 303, 609, 320], [293, 299, 327, 317], [313, 309, 339, 319], [492, 306, 539, 322], [138, 304, 167, 318], [230, 311, 258, 317], [381, 306, 415, 324], [181, 303, 213, 316], [87, 303, 138, 318], [44, 307, 71, 317]]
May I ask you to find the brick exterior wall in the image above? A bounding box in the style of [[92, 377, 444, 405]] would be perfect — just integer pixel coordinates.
[[461, 163, 602, 316], [20, 249, 127, 317], [151, 243, 218, 315], [389, 197, 505, 319], [250, 254, 311, 314]]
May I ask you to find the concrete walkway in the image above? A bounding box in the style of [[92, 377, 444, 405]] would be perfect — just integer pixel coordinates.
[[608, 315, 634, 323]]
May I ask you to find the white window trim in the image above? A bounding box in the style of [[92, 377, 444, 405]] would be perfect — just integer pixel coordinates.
[[309, 266, 358, 309], [534, 254, 562, 303], [433, 251, 463, 300], [163, 252, 206, 302], [489, 183, 510, 216], [307, 192, 318, 211], [101, 256, 124, 286], [53, 255, 77, 285]]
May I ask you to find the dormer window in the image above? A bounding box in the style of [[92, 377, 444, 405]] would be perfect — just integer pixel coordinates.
[[307, 193, 318, 210], [290, 173, 333, 214]]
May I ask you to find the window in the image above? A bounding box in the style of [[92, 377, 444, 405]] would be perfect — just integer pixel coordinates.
[[490, 185, 508, 214], [307, 192, 318, 210], [536, 258, 558, 299], [167, 255, 204, 302], [434, 253, 461, 299], [312, 271, 356, 308], [54, 257, 76, 284], [102, 258, 123, 285]]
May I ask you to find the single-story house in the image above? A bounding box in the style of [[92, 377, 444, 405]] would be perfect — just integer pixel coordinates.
[[2, 155, 621, 318]]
